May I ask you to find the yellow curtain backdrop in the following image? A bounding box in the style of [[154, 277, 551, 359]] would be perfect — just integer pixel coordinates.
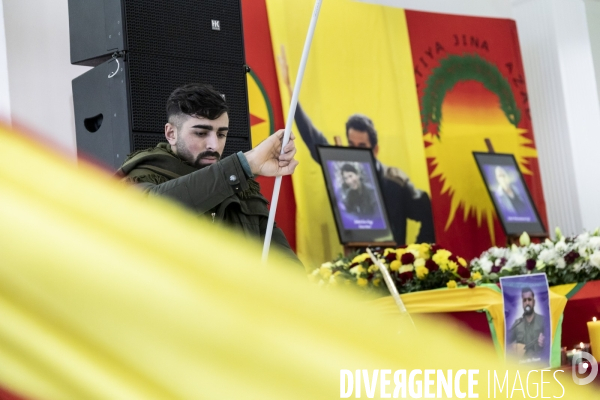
[[0, 125, 594, 399], [266, 0, 428, 267]]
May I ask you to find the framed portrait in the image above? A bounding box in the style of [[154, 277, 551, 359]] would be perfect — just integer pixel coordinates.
[[473, 152, 546, 236], [316, 146, 394, 244], [500, 274, 552, 367]]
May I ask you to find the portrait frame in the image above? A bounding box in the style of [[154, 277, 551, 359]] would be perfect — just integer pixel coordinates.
[[316, 146, 394, 245], [473, 152, 546, 236], [500, 274, 552, 367]]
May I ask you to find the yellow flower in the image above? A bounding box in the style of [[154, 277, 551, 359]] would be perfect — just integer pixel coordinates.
[[395, 248, 406, 260], [407, 244, 421, 252], [447, 280, 457, 289], [368, 264, 379, 273], [373, 278, 382, 287], [390, 260, 401, 271], [357, 278, 369, 287], [319, 266, 332, 280], [416, 265, 429, 279], [458, 257, 467, 267], [351, 253, 370, 264], [447, 260, 458, 272], [471, 272, 482, 281], [432, 249, 452, 264], [399, 264, 414, 274], [349, 265, 366, 276], [420, 243, 431, 259]]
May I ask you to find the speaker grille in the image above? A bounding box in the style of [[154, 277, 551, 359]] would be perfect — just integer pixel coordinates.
[[123, 0, 244, 65], [132, 132, 164, 152], [127, 53, 250, 139]]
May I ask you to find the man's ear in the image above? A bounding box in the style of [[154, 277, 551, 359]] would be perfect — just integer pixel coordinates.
[[165, 123, 177, 145], [373, 144, 379, 158]]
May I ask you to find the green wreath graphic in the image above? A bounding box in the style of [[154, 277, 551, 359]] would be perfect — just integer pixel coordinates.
[[420, 53, 521, 136]]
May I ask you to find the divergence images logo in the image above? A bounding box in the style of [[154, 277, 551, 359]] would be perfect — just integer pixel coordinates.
[[572, 351, 598, 385]]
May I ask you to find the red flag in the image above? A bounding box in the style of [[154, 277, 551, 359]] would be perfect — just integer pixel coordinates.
[[406, 10, 547, 259], [242, 0, 296, 250]]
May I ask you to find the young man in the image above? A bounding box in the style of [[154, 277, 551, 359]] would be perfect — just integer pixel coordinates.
[[508, 287, 545, 359], [340, 163, 377, 217], [117, 83, 300, 264]]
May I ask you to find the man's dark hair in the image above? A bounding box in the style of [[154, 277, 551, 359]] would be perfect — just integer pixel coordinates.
[[346, 114, 378, 148], [522, 287, 535, 298], [166, 83, 228, 127], [340, 163, 358, 175]]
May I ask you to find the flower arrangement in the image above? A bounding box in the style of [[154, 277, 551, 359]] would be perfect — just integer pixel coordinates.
[[469, 229, 600, 286], [310, 243, 480, 295]]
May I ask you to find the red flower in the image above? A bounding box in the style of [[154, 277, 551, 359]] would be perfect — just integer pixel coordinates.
[[448, 254, 459, 263], [457, 266, 470, 279], [526, 259, 536, 271], [400, 252, 415, 265], [425, 260, 439, 271], [564, 251, 580, 265], [385, 252, 397, 263], [468, 282, 476, 289], [398, 271, 414, 284], [430, 244, 442, 254]]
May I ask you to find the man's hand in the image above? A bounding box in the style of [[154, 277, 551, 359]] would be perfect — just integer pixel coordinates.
[[538, 332, 544, 348], [244, 129, 299, 177]]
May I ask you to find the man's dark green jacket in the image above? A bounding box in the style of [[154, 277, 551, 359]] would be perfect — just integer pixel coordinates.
[[117, 143, 300, 265]]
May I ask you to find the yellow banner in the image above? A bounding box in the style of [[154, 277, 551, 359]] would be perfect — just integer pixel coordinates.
[[266, 0, 428, 267], [0, 123, 593, 398]]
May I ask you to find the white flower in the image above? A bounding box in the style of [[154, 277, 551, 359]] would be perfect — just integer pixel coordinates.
[[589, 251, 600, 269], [539, 248, 557, 264], [321, 261, 333, 269], [589, 237, 600, 249], [414, 258, 425, 268], [572, 261, 584, 273], [556, 258, 566, 269], [479, 258, 493, 274], [519, 232, 531, 246], [555, 240, 568, 253], [511, 253, 526, 267], [576, 232, 590, 244]]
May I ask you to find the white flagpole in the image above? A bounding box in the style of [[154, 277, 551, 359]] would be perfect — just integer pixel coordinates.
[[262, 0, 324, 263], [366, 248, 416, 330]]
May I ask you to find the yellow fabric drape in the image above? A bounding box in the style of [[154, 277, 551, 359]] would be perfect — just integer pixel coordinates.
[[0, 125, 594, 399], [372, 285, 568, 356]]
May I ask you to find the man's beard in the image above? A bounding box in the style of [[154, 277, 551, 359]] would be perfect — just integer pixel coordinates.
[[524, 305, 533, 315], [176, 142, 221, 168]]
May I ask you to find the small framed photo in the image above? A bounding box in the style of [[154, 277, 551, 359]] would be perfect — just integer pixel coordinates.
[[316, 146, 394, 244], [473, 152, 546, 236]]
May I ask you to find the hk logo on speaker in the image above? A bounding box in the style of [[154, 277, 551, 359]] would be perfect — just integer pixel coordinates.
[[211, 20, 221, 31]]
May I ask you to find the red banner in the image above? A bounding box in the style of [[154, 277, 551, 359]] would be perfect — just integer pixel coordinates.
[[241, 0, 296, 250], [406, 10, 547, 259]]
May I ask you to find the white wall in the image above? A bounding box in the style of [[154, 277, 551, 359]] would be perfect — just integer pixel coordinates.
[[586, 0, 600, 117], [356, 0, 513, 18], [0, 2, 10, 123], [2, 0, 90, 157], [512, 0, 600, 234]]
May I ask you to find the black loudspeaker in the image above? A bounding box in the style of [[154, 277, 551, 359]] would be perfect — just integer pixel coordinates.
[[69, 0, 250, 170]]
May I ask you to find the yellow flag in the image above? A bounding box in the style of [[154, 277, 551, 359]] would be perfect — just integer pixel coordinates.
[[266, 0, 428, 267], [0, 126, 593, 399]]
